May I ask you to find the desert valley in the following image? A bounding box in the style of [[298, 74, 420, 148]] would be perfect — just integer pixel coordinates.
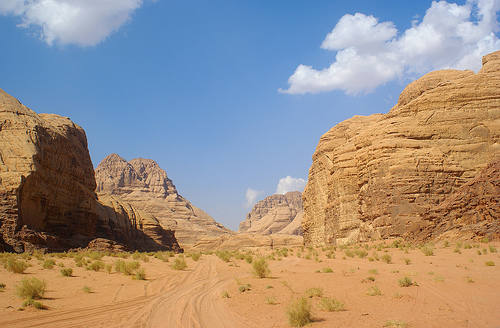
[[1, 48, 500, 328]]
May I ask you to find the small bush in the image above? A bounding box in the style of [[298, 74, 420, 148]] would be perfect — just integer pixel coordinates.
[[321, 267, 333, 273], [133, 268, 147, 280], [15, 278, 46, 300], [286, 297, 312, 327], [481, 237, 490, 243], [86, 260, 104, 272], [60, 268, 73, 277], [367, 276, 375, 281], [304, 287, 323, 298], [398, 277, 413, 287], [238, 284, 251, 292], [191, 252, 201, 261], [385, 319, 408, 327], [453, 248, 462, 254], [4, 257, 28, 274], [356, 249, 368, 258], [215, 250, 232, 262], [252, 257, 271, 278], [105, 264, 112, 274], [434, 276, 445, 282], [221, 291, 229, 298], [318, 297, 344, 312], [344, 249, 355, 258], [82, 286, 92, 293], [368, 269, 378, 275], [421, 246, 434, 256], [485, 261, 495, 266], [403, 258, 411, 265], [42, 259, 56, 269], [489, 245, 497, 253], [265, 295, 277, 305], [366, 285, 381, 296], [0, 283, 6, 291], [381, 254, 392, 264], [22, 298, 47, 309], [171, 257, 187, 270], [244, 254, 253, 263], [115, 260, 141, 275]]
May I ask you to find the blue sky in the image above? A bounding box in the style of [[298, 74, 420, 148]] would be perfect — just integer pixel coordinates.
[[1, 0, 499, 230]]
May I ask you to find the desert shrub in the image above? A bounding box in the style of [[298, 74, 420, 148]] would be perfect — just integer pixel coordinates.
[[356, 249, 368, 258], [265, 295, 277, 304], [132, 251, 141, 260], [385, 319, 408, 327], [115, 260, 141, 275], [89, 252, 104, 261], [466, 278, 474, 283], [171, 257, 187, 270], [286, 297, 312, 327], [485, 261, 495, 266], [321, 267, 333, 273], [366, 285, 381, 296], [22, 298, 46, 309], [325, 251, 335, 259], [140, 254, 150, 262], [82, 286, 92, 293], [368, 269, 378, 275], [191, 252, 202, 261], [381, 254, 392, 264], [304, 287, 323, 298], [221, 291, 229, 298], [443, 240, 450, 247], [344, 249, 355, 258], [42, 259, 56, 269], [245, 254, 253, 264], [453, 247, 462, 254], [421, 246, 434, 256], [434, 276, 445, 282], [403, 258, 411, 265], [105, 264, 112, 274], [15, 278, 46, 300], [318, 297, 344, 312], [4, 257, 28, 274], [398, 277, 413, 287], [0, 283, 6, 291], [252, 257, 271, 278], [367, 276, 375, 281], [464, 243, 472, 249], [60, 268, 73, 277], [489, 245, 497, 253], [133, 268, 147, 280], [215, 250, 232, 262], [86, 260, 105, 272], [238, 284, 251, 292], [481, 237, 490, 243]]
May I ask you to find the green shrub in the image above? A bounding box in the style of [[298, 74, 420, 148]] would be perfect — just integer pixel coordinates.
[[82, 286, 92, 293], [381, 254, 392, 264], [238, 284, 251, 292], [42, 259, 56, 269], [366, 285, 381, 296], [191, 252, 202, 261], [368, 269, 378, 275], [486, 261, 495, 266], [481, 237, 490, 243], [245, 254, 253, 263], [367, 276, 375, 281], [221, 291, 229, 298], [15, 278, 46, 300], [132, 251, 141, 260], [385, 319, 408, 327], [133, 268, 147, 280], [171, 257, 187, 270], [398, 277, 413, 287], [4, 257, 28, 274], [60, 268, 73, 277], [304, 287, 323, 298], [252, 257, 271, 278], [86, 260, 104, 272], [344, 249, 354, 258], [321, 267, 333, 273], [286, 297, 312, 327], [403, 258, 411, 265], [22, 298, 47, 309], [489, 245, 497, 253], [0, 283, 6, 291], [434, 276, 445, 282], [105, 263, 112, 274], [421, 246, 434, 256], [265, 295, 277, 305], [356, 249, 368, 258], [115, 260, 141, 275], [215, 250, 232, 262], [319, 297, 345, 312]]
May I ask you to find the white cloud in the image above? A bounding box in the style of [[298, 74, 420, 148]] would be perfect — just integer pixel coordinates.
[[244, 187, 264, 208], [275, 176, 307, 195], [279, 0, 500, 95], [0, 0, 150, 46]]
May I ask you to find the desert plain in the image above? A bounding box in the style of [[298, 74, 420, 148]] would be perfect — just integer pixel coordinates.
[[1, 240, 499, 328]]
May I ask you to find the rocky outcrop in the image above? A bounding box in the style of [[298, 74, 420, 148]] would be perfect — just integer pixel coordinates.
[[190, 233, 303, 252], [303, 51, 500, 246], [238, 191, 303, 235], [0, 89, 181, 252], [407, 158, 500, 242], [95, 154, 232, 247]]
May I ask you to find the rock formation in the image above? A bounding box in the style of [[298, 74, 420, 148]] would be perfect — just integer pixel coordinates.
[[238, 191, 303, 235], [95, 154, 232, 247], [407, 158, 500, 242], [302, 51, 500, 246], [0, 89, 180, 252], [190, 233, 303, 252]]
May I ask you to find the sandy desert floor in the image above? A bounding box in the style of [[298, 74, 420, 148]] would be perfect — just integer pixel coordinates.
[[0, 240, 499, 328]]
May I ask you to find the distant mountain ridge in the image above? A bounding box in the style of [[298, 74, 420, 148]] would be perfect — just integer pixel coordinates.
[[95, 154, 232, 247], [238, 191, 303, 235]]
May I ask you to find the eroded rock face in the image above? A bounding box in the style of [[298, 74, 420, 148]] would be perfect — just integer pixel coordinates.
[[303, 51, 500, 246], [95, 154, 232, 247], [0, 89, 181, 252], [238, 191, 303, 235], [407, 158, 500, 242]]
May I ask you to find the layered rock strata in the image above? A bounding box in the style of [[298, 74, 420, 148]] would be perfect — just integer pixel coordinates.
[[302, 51, 500, 246], [95, 154, 232, 247], [238, 191, 303, 235], [0, 89, 180, 252]]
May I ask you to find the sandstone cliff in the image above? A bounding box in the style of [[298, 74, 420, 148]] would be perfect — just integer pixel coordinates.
[[0, 89, 180, 252], [238, 191, 303, 235], [303, 51, 500, 246], [95, 154, 232, 247]]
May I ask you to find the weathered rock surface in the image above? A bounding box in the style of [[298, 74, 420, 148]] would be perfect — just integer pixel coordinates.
[[95, 154, 232, 247], [0, 89, 181, 252], [303, 51, 500, 246], [190, 233, 303, 252], [238, 191, 303, 235], [407, 158, 500, 242]]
